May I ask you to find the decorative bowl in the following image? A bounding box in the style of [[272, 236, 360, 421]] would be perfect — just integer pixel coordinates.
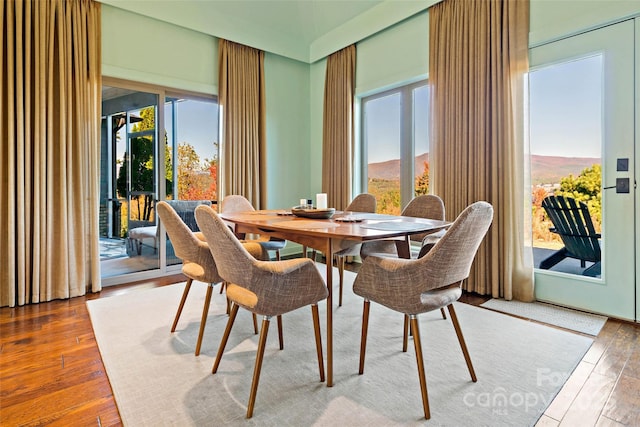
[[291, 207, 336, 219]]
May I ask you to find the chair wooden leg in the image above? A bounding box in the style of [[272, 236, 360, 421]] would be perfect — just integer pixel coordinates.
[[275, 250, 281, 261], [195, 283, 214, 356], [338, 256, 344, 307], [212, 303, 239, 374], [403, 314, 409, 352], [171, 278, 193, 332], [311, 304, 325, 382], [440, 307, 447, 320], [448, 304, 477, 382], [252, 314, 259, 334], [359, 300, 371, 374], [410, 315, 431, 420], [247, 317, 270, 419], [302, 245, 307, 258], [219, 281, 225, 294], [277, 315, 284, 350]]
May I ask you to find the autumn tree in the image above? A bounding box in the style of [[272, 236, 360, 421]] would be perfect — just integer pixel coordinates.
[[414, 161, 429, 196], [556, 164, 601, 230], [176, 143, 218, 201], [116, 106, 173, 222]]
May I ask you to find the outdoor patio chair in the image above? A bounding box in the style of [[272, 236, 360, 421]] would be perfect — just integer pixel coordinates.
[[539, 195, 601, 277]]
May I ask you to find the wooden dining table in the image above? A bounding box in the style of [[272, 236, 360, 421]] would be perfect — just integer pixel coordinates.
[[220, 209, 451, 387]]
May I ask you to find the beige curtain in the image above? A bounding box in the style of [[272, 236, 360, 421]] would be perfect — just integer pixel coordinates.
[[322, 45, 356, 211], [218, 39, 266, 209], [1, 0, 102, 307], [429, 0, 533, 301]]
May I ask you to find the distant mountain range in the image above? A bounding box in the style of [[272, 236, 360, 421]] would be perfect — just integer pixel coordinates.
[[368, 153, 429, 180], [368, 154, 599, 185]]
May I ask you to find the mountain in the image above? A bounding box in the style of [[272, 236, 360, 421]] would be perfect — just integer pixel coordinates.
[[531, 155, 600, 185], [367, 153, 429, 180], [367, 153, 599, 185]]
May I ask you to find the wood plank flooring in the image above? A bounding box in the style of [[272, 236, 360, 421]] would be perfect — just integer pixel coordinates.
[[1, 268, 639, 426]]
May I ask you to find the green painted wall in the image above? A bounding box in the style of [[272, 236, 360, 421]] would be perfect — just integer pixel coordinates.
[[309, 59, 326, 195], [530, 0, 640, 46], [264, 54, 311, 209], [355, 11, 429, 97], [102, 4, 217, 94]]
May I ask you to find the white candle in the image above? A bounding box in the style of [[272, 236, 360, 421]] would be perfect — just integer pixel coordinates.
[[300, 198, 307, 208], [316, 193, 328, 209]]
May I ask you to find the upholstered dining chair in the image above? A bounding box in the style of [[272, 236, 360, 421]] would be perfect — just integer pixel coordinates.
[[353, 201, 493, 420], [334, 193, 376, 306], [360, 194, 448, 331], [360, 194, 446, 260], [195, 206, 328, 419], [220, 195, 287, 260], [156, 201, 266, 356]]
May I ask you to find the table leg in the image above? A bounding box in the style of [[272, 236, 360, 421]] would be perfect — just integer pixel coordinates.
[[395, 235, 412, 259], [325, 244, 333, 387]]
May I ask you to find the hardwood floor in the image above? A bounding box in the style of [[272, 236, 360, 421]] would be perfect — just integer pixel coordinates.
[[1, 266, 639, 426]]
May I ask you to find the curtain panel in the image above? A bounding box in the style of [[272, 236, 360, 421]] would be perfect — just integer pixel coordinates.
[[429, 0, 533, 300], [322, 45, 356, 211], [1, 0, 102, 307], [218, 39, 266, 209]]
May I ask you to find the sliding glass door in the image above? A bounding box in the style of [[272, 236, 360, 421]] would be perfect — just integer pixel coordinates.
[[100, 86, 161, 278], [100, 80, 219, 284]]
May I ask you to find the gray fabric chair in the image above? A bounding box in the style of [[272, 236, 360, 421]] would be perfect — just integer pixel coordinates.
[[353, 201, 493, 420], [334, 193, 376, 306], [156, 201, 266, 356], [195, 206, 328, 419], [220, 195, 287, 260], [360, 194, 446, 260]]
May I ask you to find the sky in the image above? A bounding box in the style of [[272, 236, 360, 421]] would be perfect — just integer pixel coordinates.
[[529, 54, 602, 158], [165, 99, 219, 163], [364, 53, 603, 165], [365, 85, 429, 165]]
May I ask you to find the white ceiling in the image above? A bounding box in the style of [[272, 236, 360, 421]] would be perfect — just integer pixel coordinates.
[[198, 0, 385, 46], [99, 0, 432, 62]]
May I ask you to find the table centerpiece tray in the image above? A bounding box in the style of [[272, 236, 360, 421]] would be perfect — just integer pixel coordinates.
[[291, 207, 336, 219]]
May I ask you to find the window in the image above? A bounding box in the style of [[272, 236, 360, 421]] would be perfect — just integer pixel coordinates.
[[361, 81, 430, 214], [529, 56, 602, 257]]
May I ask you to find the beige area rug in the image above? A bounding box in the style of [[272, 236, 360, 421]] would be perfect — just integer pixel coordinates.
[[88, 266, 593, 426], [480, 299, 607, 336]]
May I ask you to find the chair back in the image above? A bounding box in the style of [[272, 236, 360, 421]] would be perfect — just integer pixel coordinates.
[[346, 193, 376, 213], [541, 195, 600, 263], [156, 201, 208, 263], [196, 206, 327, 315], [420, 201, 493, 288], [401, 194, 446, 242], [195, 205, 260, 286], [221, 195, 255, 214]]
